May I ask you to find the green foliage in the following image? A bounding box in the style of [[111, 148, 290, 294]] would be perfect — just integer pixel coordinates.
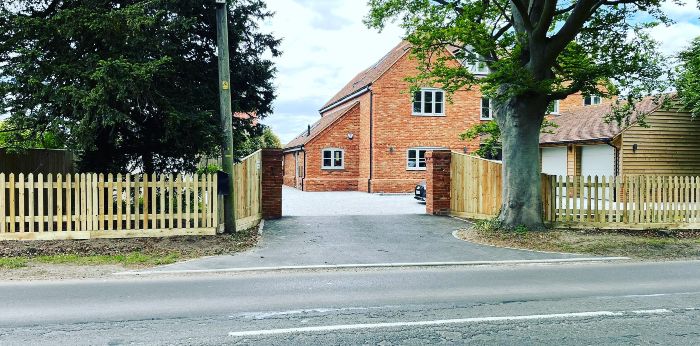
[[234, 126, 282, 158], [0, 120, 66, 151], [677, 37, 700, 118], [0, 0, 280, 173], [197, 164, 221, 175], [366, 0, 670, 110], [460, 119, 557, 159]]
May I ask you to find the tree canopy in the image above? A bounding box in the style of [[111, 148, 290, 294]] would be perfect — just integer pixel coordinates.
[[677, 37, 700, 118], [0, 0, 280, 173], [366, 0, 671, 229]]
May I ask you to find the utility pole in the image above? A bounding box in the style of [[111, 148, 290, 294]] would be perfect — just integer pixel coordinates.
[[216, 0, 236, 233]]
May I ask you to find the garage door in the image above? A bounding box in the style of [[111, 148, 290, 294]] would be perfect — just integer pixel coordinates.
[[541, 147, 567, 176], [581, 145, 615, 177]]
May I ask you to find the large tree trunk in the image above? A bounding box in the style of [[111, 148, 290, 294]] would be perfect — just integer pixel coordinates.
[[495, 94, 548, 231]]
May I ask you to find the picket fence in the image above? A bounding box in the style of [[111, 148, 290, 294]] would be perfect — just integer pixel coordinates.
[[543, 175, 700, 229], [449, 152, 700, 229], [0, 173, 218, 240]]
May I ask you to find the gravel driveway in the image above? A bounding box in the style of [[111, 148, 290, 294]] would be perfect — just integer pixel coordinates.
[[282, 186, 426, 216]]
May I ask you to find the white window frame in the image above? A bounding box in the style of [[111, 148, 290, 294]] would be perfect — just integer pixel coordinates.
[[321, 148, 344, 170], [406, 147, 445, 171], [412, 88, 445, 116], [548, 100, 560, 115], [480, 97, 493, 120], [467, 60, 490, 75], [584, 95, 602, 106]]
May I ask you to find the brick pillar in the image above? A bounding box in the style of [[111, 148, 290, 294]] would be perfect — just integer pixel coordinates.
[[261, 149, 283, 219], [426, 150, 452, 215]]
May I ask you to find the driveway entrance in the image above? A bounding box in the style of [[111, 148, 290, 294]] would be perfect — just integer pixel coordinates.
[[144, 188, 586, 273]]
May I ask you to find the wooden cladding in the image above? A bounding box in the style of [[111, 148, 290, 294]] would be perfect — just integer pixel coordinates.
[[0, 173, 218, 240]]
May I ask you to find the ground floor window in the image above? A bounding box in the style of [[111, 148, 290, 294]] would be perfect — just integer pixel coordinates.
[[322, 148, 344, 169], [407, 148, 427, 170]]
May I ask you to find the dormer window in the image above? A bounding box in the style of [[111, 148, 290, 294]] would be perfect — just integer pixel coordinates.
[[584, 95, 602, 106], [548, 100, 560, 115], [468, 60, 490, 74], [412, 88, 445, 116]]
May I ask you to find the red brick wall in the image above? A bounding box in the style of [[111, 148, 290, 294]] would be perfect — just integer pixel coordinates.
[[261, 149, 283, 219], [302, 103, 361, 191], [369, 52, 481, 193], [426, 150, 452, 215], [283, 152, 296, 187]]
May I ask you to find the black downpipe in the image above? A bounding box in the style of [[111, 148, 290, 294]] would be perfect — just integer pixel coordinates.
[[368, 89, 374, 193]]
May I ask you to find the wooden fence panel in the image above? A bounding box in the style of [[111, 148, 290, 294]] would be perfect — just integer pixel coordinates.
[[0, 173, 218, 240], [233, 150, 263, 230]]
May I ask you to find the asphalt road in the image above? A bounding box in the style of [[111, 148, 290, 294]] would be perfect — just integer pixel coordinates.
[[2, 261, 700, 345]]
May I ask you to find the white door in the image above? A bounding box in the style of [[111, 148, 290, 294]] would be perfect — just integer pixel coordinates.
[[541, 147, 567, 176], [581, 145, 615, 177]]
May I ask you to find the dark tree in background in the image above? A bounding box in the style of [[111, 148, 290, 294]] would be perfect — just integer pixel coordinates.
[[367, 0, 670, 230], [0, 0, 280, 173]]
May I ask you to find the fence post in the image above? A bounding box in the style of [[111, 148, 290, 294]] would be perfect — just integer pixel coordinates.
[[426, 150, 452, 216], [261, 149, 283, 220]]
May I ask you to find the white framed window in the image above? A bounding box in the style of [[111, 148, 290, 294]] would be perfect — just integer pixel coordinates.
[[584, 95, 602, 106], [480, 97, 493, 120], [407, 148, 428, 170], [412, 88, 445, 116], [548, 100, 560, 115], [467, 60, 489, 74], [322, 148, 344, 170], [406, 147, 446, 171]]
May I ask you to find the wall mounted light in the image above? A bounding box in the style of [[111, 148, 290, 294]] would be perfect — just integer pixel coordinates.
[[632, 144, 638, 153], [463, 147, 468, 154], [347, 132, 354, 140], [389, 146, 395, 153]]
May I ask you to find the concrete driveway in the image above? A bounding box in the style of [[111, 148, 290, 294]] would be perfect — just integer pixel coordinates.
[[135, 188, 593, 274]]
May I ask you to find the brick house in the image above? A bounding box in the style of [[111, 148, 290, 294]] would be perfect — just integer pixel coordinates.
[[283, 41, 599, 193]]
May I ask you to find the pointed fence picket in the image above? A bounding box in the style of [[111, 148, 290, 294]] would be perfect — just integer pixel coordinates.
[[543, 174, 700, 229], [0, 173, 218, 240]]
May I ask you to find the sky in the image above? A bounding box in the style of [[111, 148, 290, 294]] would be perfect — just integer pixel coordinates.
[[261, 0, 700, 144]]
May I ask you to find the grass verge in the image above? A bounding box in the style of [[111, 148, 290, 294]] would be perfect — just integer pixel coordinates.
[[456, 219, 700, 260], [0, 227, 259, 270]]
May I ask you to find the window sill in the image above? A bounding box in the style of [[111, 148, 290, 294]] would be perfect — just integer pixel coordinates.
[[480, 118, 493, 121], [322, 167, 344, 170], [412, 113, 446, 117], [406, 168, 427, 171]]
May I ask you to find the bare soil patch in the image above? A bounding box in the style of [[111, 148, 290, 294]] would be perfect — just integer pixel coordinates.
[[456, 225, 700, 260]]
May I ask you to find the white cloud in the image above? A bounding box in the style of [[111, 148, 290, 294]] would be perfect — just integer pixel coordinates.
[[649, 21, 700, 57], [262, 0, 700, 144], [260, 0, 403, 144]]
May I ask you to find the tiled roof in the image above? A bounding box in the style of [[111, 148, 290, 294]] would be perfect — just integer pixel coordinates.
[[319, 41, 411, 111], [540, 96, 663, 144], [284, 101, 360, 149]]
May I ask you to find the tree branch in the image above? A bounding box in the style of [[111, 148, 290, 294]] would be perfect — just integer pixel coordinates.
[[533, 0, 557, 39], [510, 0, 534, 32], [546, 0, 598, 62]]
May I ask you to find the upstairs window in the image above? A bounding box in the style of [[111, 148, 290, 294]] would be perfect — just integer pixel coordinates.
[[468, 60, 489, 74], [584, 95, 602, 106], [480, 97, 493, 120], [413, 89, 445, 116], [322, 148, 344, 170], [548, 100, 560, 115]]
